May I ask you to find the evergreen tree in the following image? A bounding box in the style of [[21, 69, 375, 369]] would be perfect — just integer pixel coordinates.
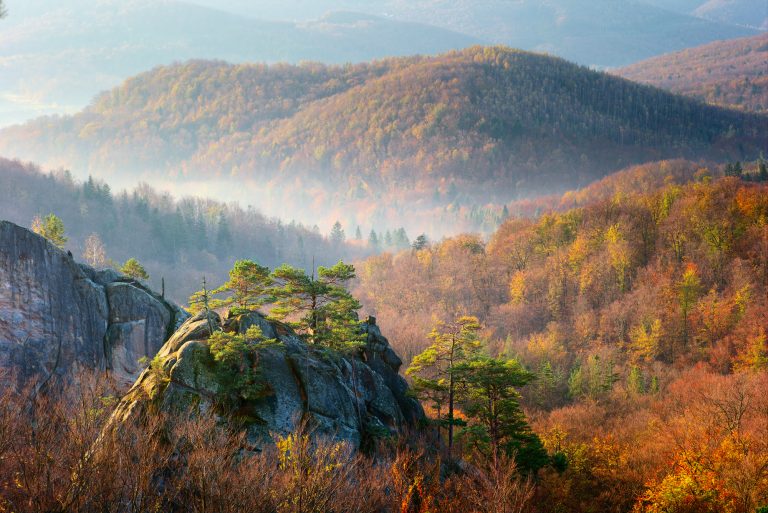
[[394, 228, 410, 249], [368, 229, 379, 249], [330, 221, 345, 245], [269, 261, 363, 350], [31, 213, 67, 249], [627, 365, 645, 395], [190, 260, 272, 314], [454, 356, 548, 471], [758, 155, 768, 182], [406, 316, 483, 460], [412, 234, 429, 251], [120, 258, 149, 281], [384, 230, 393, 247], [216, 212, 233, 249], [734, 161, 743, 178], [354, 226, 362, 240]]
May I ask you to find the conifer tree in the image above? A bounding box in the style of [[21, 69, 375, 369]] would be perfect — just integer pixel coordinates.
[[454, 356, 548, 471], [330, 221, 345, 245], [368, 230, 379, 249], [120, 258, 149, 281], [211, 260, 272, 313], [31, 213, 68, 249], [269, 261, 363, 351], [412, 234, 429, 251], [394, 228, 410, 249], [758, 155, 768, 182], [407, 316, 483, 459]]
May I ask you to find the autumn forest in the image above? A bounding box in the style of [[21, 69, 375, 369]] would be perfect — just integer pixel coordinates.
[[1, 2, 767, 512]]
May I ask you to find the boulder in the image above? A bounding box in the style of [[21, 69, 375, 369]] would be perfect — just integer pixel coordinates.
[[108, 310, 424, 451], [0, 220, 183, 389]]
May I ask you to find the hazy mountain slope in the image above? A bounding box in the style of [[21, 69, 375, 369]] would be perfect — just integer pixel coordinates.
[[189, 0, 758, 67], [615, 34, 768, 113], [643, 0, 768, 29], [0, 0, 479, 127], [1, 47, 765, 235]]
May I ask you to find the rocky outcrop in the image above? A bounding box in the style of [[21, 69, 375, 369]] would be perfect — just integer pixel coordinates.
[[0, 220, 184, 388], [109, 310, 424, 450]]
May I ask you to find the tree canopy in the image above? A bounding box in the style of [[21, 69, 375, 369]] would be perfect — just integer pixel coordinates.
[[31, 213, 67, 249]]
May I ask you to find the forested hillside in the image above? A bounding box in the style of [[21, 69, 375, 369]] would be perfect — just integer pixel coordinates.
[[616, 34, 768, 113], [2, 47, 765, 235], [353, 159, 768, 511], [0, 0, 479, 126], [0, 158, 362, 302]]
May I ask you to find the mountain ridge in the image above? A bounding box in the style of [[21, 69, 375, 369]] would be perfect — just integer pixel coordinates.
[[1, 46, 764, 235]]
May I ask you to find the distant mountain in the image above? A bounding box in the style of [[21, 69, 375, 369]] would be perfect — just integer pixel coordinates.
[[1, 47, 764, 235], [615, 34, 768, 113], [190, 0, 758, 67], [0, 0, 479, 127], [642, 0, 767, 29]]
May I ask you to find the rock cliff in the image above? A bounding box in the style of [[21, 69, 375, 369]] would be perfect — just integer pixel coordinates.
[[0, 220, 184, 388], [109, 310, 424, 450]]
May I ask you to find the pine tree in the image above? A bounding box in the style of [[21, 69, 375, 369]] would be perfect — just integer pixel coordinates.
[[394, 227, 410, 249], [368, 229, 379, 248], [406, 316, 483, 460], [627, 365, 645, 395], [120, 258, 149, 281], [216, 212, 233, 249], [412, 234, 429, 251], [354, 226, 362, 240], [191, 260, 272, 314], [31, 213, 67, 249], [269, 261, 363, 351], [758, 155, 768, 182], [330, 221, 345, 245], [454, 356, 547, 470]]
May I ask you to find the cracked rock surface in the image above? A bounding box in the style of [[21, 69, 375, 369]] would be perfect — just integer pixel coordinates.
[[109, 310, 424, 450], [0, 220, 185, 388]]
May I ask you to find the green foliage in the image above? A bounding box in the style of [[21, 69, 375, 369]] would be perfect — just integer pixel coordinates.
[[208, 326, 279, 409], [31, 213, 67, 249], [212, 259, 272, 312], [454, 356, 548, 471], [407, 316, 483, 457], [120, 257, 149, 281], [269, 261, 364, 351], [412, 234, 429, 251], [568, 355, 618, 400]]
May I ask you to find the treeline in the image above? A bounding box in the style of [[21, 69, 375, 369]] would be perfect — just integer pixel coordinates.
[[0, 158, 361, 302], [1, 47, 764, 234], [353, 161, 768, 512]]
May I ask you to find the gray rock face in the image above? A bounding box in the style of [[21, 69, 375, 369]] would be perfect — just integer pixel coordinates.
[[0, 220, 183, 388], [110, 311, 424, 451]]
